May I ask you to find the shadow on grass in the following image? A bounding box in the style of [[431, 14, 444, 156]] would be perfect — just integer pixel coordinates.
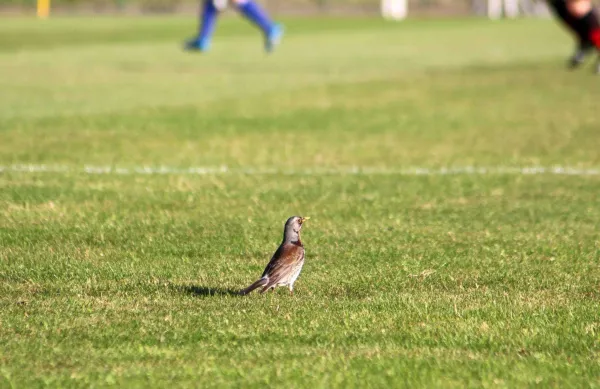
[[179, 285, 241, 297]]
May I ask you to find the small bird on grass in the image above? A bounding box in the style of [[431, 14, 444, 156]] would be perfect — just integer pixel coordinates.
[[240, 216, 309, 296]]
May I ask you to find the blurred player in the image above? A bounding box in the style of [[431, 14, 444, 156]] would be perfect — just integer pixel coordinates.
[[547, 0, 600, 72], [185, 0, 283, 53]]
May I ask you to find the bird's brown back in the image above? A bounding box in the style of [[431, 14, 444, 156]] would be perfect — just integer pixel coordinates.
[[261, 242, 305, 283]]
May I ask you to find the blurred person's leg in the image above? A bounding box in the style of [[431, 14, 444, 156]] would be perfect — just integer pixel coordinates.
[[185, 0, 282, 53], [232, 0, 283, 52], [567, 0, 600, 72], [186, 0, 222, 51], [547, 0, 594, 68]]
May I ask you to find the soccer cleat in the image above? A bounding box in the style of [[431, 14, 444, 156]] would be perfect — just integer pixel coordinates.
[[568, 50, 587, 69], [567, 41, 594, 69], [184, 37, 211, 52], [264, 24, 283, 53]]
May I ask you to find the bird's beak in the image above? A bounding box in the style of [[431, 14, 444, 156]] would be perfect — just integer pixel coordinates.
[[300, 217, 310, 224]]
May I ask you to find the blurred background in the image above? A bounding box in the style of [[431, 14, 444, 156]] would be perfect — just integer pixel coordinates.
[[1, 0, 552, 20]]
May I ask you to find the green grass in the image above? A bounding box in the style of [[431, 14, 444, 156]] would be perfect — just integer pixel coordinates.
[[1, 16, 600, 388]]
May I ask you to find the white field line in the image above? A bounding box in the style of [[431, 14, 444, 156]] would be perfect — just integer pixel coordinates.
[[1, 164, 600, 177]]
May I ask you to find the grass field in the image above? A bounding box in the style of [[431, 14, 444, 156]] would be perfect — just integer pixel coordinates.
[[1, 15, 600, 388]]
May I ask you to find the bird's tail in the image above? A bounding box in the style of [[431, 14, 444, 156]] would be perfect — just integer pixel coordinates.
[[239, 278, 268, 296]]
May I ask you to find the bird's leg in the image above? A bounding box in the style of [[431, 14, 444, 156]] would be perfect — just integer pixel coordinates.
[[289, 286, 293, 296]]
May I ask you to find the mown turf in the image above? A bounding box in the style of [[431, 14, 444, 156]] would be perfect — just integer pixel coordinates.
[[1, 16, 599, 389]]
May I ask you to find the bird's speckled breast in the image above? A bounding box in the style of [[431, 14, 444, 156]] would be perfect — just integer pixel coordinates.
[[286, 249, 305, 285]]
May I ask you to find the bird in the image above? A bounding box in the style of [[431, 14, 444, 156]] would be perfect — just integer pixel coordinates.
[[240, 216, 309, 296]]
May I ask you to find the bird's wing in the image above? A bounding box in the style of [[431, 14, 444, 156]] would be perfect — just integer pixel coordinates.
[[261, 243, 305, 284]]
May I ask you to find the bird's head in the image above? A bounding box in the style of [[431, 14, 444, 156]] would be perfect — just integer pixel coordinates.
[[283, 216, 309, 243]]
